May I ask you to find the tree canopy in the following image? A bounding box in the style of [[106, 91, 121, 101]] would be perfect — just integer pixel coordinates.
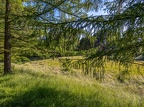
[[0, 0, 144, 74]]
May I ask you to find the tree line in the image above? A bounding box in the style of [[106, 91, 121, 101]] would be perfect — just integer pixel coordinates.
[[0, 0, 144, 74]]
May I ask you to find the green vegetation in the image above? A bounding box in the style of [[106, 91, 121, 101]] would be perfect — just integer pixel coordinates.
[[1, 0, 144, 74], [0, 0, 144, 106], [0, 58, 144, 107], [60, 57, 144, 82]]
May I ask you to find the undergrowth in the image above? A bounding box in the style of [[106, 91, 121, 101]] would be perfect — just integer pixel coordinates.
[[0, 58, 144, 107]]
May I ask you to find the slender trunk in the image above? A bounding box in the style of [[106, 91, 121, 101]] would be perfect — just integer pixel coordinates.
[[4, 0, 11, 74]]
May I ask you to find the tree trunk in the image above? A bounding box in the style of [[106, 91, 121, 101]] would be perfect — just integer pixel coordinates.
[[4, 0, 11, 74]]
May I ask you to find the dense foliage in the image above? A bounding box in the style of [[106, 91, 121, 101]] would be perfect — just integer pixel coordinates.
[[0, 0, 144, 74]]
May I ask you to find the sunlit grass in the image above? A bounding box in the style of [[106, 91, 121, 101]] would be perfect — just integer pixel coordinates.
[[0, 69, 143, 107], [0, 58, 144, 107], [105, 60, 144, 74]]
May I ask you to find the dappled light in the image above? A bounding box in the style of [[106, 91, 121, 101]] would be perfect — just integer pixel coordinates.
[[0, 0, 144, 106]]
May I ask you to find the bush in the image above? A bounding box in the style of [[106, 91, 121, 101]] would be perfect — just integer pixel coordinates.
[[12, 56, 30, 63]]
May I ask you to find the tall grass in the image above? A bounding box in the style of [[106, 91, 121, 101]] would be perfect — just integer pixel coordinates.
[[0, 60, 144, 107]]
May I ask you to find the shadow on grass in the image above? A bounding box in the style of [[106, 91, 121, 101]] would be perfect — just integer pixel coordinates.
[[1, 86, 101, 107]]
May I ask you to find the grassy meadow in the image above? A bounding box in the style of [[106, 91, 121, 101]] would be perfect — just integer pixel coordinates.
[[0, 58, 144, 107]]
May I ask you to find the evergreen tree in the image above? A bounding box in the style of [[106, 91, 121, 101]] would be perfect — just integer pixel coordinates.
[[1, 0, 143, 75], [1, 0, 102, 74], [1, 0, 38, 74]]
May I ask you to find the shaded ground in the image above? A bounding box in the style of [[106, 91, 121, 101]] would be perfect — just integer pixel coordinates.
[[135, 55, 144, 61]]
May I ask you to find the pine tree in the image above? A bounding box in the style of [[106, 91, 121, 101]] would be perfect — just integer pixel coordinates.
[[1, 0, 37, 74], [1, 0, 143, 75]]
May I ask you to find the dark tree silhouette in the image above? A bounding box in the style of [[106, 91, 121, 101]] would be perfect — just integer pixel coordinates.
[[4, 0, 11, 74]]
